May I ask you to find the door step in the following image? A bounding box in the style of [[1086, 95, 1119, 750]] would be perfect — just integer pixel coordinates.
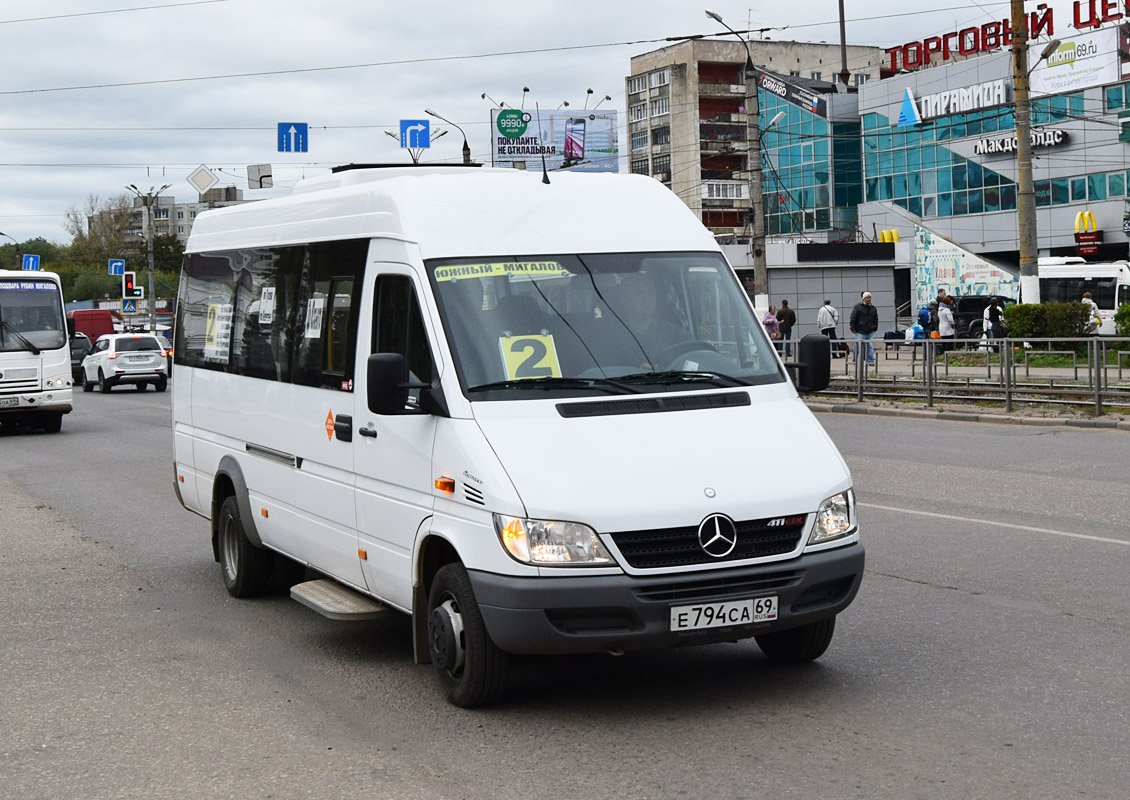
[[291, 579, 390, 621]]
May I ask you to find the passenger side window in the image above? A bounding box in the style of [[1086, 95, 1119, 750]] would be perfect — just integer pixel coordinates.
[[292, 241, 366, 390], [374, 275, 434, 402]]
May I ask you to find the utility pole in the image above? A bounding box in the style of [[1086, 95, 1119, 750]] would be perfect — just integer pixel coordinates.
[[1011, 0, 1039, 303], [706, 9, 768, 310]]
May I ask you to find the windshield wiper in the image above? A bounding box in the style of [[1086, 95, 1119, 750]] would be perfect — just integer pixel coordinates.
[[0, 320, 40, 355], [469, 376, 641, 394], [615, 370, 749, 387]]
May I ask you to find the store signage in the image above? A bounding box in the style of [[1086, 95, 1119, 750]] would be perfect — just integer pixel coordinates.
[[885, 1, 1126, 72], [973, 128, 1070, 155], [1030, 27, 1122, 96], [896, 80, 1008, 127], [755, 69, 827, 118]]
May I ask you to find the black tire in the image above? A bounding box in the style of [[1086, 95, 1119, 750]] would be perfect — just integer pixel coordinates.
[[135, 383, 147, 392], [98, 370, 113, 394], [216, 495, 273, 598], [155, 377, 168, 392], [39, 413, 63, 433], [427, 563, 509, 707], [82, 374, 94, 392], [755, 616, 836, 664]]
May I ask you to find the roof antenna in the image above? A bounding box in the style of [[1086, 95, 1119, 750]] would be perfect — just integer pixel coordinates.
[[535, 103, 550, 184]]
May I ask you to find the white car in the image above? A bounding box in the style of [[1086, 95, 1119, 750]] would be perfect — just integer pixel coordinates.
[[81, 333, 168, 393]]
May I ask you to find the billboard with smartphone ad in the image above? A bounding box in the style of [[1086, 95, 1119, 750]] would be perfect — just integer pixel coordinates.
[[491, 108, 619, 172]]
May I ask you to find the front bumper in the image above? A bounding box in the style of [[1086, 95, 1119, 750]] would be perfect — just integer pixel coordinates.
[[470, 542, 864, 655], [0, 389, 73, 415]]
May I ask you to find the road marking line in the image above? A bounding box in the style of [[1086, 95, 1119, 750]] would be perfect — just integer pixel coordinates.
[[860, 502, 1130, 547]]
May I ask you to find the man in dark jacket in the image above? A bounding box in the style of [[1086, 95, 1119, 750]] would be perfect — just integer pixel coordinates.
[[776, 299, 797, 357], [849, 291, 879, 364]]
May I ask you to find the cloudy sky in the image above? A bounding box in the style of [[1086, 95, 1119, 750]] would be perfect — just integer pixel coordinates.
[[0, 0, 1078, 245]]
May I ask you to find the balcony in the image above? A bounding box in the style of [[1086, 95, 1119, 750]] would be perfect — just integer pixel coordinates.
[[699, 82, 746, 97]]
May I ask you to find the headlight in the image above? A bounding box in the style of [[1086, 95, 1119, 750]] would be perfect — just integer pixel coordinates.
[[493, 514, 613, 566], [809, 490, 855, 545]]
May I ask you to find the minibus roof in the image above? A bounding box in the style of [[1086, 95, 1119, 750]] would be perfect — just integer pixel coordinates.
[[185, 166, 720, 259]]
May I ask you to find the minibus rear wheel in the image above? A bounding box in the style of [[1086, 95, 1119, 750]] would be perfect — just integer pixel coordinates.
[[217, 495, 272, 598], [427, 563, 509, 707], [755, 616, 835, 663]]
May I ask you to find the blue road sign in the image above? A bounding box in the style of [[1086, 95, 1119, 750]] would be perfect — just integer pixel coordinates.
[[108, 258, 125, 276], [22, 254, 40, 271], [400, 119, 430, 149], [277, 123, 309, 152], [122, 299, 138, 314]]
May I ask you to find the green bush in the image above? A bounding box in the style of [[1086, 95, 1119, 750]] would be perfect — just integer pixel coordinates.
[[1116, 304, 1130, 337], [1002, 302, 1093, 338]]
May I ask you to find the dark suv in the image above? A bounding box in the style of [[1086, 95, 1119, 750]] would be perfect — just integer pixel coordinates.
[[69, 332, 91, 381], [950, 295, 1017, 339]]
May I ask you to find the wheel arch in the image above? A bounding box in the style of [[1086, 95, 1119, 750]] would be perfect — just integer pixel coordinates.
[[412, 533, 461, 665], [210, 455, 264, 562]]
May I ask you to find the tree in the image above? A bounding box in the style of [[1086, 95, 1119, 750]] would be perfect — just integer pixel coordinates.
[[62, 194, 140, 302]]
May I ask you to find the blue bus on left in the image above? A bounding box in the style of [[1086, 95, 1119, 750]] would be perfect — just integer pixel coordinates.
[[0, 270, 73, 433]]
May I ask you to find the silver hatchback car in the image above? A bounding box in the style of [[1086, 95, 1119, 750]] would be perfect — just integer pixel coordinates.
[[81, 333, 169, 393]]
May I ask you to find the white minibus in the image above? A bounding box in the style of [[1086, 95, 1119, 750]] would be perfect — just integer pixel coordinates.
[[1036, 257, 1130, 335], [172, 165, 864, 706], [0, 269, 73, 432]]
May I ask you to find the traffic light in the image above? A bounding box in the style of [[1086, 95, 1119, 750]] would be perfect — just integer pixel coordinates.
[[122, 271, 143, 299]]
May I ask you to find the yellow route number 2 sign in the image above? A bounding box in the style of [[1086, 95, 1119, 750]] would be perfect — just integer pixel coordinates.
[[499, 334, 562, 381]]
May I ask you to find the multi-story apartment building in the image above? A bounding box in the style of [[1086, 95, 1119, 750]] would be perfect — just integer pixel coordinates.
[[626, 39, 887, 241]]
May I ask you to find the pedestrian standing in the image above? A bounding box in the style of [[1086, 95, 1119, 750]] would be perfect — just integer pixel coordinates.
[[776, 299, 797, 357], [849, 291, 879, 364], [816, 299, 839, 354], [937, 295, 955, 353], [987, 296, 1007, 339], [762, 304, 780, 347], [1081, 291, 1100, 332]]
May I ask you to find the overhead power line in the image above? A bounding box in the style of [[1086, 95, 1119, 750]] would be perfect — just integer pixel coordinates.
[[0, 0, 228, 26]]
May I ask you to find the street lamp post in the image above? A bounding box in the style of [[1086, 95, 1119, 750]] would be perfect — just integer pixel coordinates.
[[0, 231, 19, 267], [425, 109, 472, 165], [706, 9, 768, 310], [125, 183, 171, 331]]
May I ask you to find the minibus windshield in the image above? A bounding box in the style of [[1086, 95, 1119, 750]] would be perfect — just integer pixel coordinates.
[[428, 252, 785, 396], [0, 278, 66, 353]]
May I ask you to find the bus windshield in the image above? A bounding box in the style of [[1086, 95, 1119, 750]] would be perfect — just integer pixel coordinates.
[[0, 278, 66, 352], [428, 252, 785, 395]]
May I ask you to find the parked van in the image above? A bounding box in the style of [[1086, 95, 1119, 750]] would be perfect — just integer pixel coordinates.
[[172, 165, 863, 706]]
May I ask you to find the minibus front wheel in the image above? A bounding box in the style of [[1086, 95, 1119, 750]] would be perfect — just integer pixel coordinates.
[[217, 495, 273, 598], [754, 615, 836, 663], [427, 563, 509, 707]]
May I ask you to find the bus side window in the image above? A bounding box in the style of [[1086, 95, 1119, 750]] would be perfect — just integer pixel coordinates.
[[374, 275, 434, 404], [293, 241, 366, 390]]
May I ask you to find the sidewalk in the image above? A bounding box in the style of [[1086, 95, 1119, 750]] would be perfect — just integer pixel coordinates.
[[807, 396, 1130, 431]]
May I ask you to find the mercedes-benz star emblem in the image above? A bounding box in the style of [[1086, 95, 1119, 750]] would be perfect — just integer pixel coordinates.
[[698, 514, 738, 558]]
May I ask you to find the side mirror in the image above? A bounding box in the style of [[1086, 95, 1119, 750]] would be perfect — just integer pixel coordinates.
[[66, 318, 76, 337], [367, 353, 411, 415], [785, 334, 831, 393]]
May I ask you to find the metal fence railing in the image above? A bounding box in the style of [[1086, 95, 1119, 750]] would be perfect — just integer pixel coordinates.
[[820, 335, 1130, 414]]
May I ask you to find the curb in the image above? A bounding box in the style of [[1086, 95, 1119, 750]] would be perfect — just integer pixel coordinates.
[[805, 401, 1130, 431]]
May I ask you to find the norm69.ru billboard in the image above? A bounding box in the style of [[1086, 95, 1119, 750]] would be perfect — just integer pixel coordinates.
[[491, 108, 619, 173]]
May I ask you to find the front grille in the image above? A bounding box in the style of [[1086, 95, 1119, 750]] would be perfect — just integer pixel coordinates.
[[609, 515, 806, 569], [0, 379, 39, 394], [633, 569, 803, 603]]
